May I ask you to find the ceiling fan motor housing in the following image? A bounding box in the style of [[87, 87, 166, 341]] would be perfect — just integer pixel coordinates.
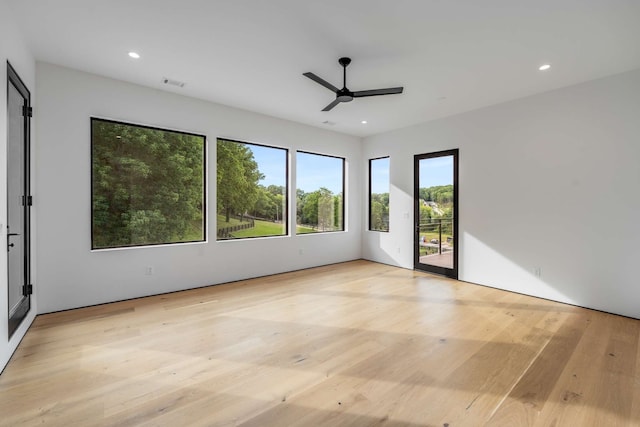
[[338, 57, 352, 67], [337, 89, 353, 102]]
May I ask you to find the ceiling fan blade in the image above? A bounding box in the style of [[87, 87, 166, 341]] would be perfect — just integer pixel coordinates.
[[303, 72, 339, 93], [322, 99, 341, 111], [353, 87, 404, 98]]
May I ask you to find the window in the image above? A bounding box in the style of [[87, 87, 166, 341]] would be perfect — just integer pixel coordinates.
[[296, 151, 345, 234], [216, 139, 288, 240], [369, 157, 390, 232], [91, 118, 206, 249]]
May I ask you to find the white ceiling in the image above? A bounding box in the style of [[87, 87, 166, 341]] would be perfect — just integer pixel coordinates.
[[8, 0, 640, 137]]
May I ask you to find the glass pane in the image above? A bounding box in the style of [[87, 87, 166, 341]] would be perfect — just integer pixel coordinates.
[[296, 152, 344, 233], [216, 139, 287, 240], [369, 157, 389, 232], [418, 155, 454, 269], [91, 119, 206, 249], [7, 82, 25, 315]]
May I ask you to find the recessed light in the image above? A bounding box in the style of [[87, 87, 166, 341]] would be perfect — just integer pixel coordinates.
[[538, 64, 551, 71], [128, 52, 140, 59], [361, 120, 368, 124]]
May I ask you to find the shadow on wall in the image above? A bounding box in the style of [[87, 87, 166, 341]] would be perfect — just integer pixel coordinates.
[[364, 68, 640, 320], [459, 129, 640, 319], [369, 183, 414, 268], [369, 162, 639, 319], [366, 230, 403, 267]]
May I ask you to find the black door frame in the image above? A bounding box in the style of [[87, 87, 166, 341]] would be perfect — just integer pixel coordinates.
[[7, 61, 32, 338], [414, 149, 459, 279]]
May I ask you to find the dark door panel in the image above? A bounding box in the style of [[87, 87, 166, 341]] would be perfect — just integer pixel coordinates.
[[7, 62, 32, 338], [414, 149, 458, 279]]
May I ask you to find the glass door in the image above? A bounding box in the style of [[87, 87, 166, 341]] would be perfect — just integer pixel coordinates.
[[7, 62, 32, 338], [414, 149, 458, 279]]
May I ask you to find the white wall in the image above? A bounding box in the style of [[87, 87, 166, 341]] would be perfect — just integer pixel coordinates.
[[36, 62, 362, 313], [0, 0, 37, 372], [363, 69, 640, 319]]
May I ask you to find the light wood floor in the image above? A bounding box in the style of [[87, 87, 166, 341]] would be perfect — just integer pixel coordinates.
[[1, 260, 639, 426]]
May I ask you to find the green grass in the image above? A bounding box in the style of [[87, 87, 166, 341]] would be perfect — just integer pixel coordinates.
[[216, 215, 342, 238], [231, 219, 286, 238], [217, 214, 245, 229], [182, 218, 205, 241], [295, 226, 316, 234]]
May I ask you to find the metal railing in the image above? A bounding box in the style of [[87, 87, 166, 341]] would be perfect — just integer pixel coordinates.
[[418, 218, 454, 255]]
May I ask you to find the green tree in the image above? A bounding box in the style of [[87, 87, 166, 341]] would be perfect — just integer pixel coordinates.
[[371, 200, 384, 230], [266, 185, 286, 222], [296, 189, 306, 224], [92, 120, 204, 248], [252, 187, 273, 219], [370, 192, 389, 231], [420, 204, 433, 222], [333, 193, 343, 230], [302, 190, 319, 226], [216, 139, 263, 222], [317, 188, 334, 231], [300, 187, 337, 231]]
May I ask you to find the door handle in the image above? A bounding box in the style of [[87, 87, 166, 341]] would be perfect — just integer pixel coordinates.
[[7, 233, 19, 250]]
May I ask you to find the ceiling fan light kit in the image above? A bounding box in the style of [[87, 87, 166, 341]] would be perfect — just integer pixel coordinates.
[[304, 57, 404, 111]]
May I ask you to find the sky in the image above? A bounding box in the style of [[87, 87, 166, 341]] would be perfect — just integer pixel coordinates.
[[371, 155, 453, 194], [419, 155, 453, 187], [247, 145, 343, 194], [247, 144, 287, 188], [370, 157, 389, 194], [248, 144, 452, 194], [296, 152, 343, 194]]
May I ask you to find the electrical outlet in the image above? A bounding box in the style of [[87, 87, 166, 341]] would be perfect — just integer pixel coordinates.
[[534, 267, 541, 277], [299, 249, 303, 255], [145, 266, 154, 276]]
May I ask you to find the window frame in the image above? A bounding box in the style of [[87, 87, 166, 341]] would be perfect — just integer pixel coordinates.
[[368, 156, 390, 232], [296, 150, 346, 234], [90, 117, 207, 250], [216, 137, 289, 241]]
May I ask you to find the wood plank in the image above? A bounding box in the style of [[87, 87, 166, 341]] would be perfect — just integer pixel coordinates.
[[486, 311, 589, 426], [530, 312, 640, 427], [0, 260, 638, 426]]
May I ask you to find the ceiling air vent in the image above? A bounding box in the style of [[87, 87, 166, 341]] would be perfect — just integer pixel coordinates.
[[161, 77, 185, 88]]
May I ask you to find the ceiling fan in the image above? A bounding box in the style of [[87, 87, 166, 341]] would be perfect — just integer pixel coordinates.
[[303, 57, 404, 111]]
